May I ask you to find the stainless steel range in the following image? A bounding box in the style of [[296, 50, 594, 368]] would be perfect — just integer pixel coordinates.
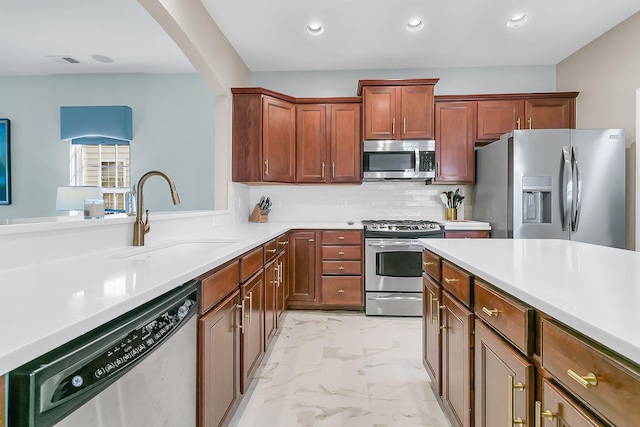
[[362, 220, 444, 316]]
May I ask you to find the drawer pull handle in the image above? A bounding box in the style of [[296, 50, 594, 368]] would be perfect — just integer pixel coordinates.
[[508, 376, 526, 426], [535, 401, 555, 427], [567, 369, 598, 388], [482, 307, 500, 317], [338, 289, 345, 293], [444, 277, 459, 284], [267, 249, 277, 253], [423, 261, 435, 266], [338, 236, 345, 240], [437, 305, 445, 334], [278, 241, 289, 246], [236, 300, 245, 332], [309, 239, 315, 243], [338, 251, 345, 255], [338, 266, 345, 270]]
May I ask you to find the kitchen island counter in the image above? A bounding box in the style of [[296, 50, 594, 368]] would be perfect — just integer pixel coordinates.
[[420, 238, 640, 366], [0, 219, 362, 375]]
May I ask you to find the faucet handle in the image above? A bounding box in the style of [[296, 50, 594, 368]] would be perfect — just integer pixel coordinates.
[[144, 209, 150, 234]]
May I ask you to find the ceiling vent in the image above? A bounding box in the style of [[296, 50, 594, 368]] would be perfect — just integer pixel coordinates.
[[46, 55, 81, 65]]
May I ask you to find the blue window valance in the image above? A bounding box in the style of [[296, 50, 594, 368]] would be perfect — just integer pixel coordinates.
[[60, 106, 132, 145]]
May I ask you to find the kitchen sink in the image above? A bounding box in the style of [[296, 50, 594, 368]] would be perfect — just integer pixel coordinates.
[[113, 238, 241, 260]]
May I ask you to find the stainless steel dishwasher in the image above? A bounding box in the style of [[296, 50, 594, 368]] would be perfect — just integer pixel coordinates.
[[8, 281, 198, 427]]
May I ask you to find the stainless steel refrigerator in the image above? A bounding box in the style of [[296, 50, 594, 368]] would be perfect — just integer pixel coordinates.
[[473, 129, 626, 248]]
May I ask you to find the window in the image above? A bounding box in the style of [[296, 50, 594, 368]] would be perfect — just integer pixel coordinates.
[[70, 144, 131, 212]]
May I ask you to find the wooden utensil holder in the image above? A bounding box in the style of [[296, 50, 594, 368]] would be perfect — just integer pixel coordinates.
[[249, 204, 269, 223]]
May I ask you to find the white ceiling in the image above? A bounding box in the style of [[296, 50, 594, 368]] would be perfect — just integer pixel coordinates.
[[1, 0, 639, 76]]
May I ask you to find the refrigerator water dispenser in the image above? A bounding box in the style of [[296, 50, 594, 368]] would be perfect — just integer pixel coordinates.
[[522, 176, 552, 223]]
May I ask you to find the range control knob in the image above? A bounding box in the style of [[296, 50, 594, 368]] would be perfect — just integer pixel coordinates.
[[71, 375, 84, 388]]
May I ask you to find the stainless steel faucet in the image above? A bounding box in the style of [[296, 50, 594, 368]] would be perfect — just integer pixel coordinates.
[[133, 170, 180, 246]]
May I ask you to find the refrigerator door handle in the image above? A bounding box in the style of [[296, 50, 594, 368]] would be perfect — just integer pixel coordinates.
[[571, 146, 582, 232], [561, 146, 573, 231]]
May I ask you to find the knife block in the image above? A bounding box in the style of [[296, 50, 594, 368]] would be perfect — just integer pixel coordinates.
[[249, 204, 268, 223]]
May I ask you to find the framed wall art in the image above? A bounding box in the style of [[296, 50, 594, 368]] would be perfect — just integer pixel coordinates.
[[0, 119, 10, 205]]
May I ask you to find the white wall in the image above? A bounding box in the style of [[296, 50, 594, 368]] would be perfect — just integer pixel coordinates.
[[252, 65, 556, 97], [0, 73, 215, 219], [556, 11, 640, 250]]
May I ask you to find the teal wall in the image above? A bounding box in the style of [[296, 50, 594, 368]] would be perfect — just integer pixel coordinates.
[[0, 73, 215, 219]]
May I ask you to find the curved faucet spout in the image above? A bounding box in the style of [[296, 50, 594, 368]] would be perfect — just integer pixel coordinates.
[[133, 170, 180, 246]]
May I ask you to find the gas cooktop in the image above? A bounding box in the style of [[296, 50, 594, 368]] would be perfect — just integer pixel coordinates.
[[362, 219, 441, 231], [361, 220, 444, 238]]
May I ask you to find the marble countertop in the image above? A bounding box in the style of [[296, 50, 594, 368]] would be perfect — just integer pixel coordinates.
[[0, 220, 360, 375], [420, 239, 640, 366]]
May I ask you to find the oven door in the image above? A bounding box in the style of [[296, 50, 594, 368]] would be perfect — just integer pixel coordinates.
[[365, 238, 424, 292]]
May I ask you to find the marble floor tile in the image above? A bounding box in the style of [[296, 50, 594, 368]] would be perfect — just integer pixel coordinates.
[[229, 311, 452, 427]]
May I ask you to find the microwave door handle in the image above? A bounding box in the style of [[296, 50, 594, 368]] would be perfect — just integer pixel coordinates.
[[561, 146, 572, 231], [414, 148, 420, 177], [571, 146, 582, 232]]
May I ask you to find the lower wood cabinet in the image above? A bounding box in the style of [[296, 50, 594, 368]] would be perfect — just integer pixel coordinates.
[[288, 231, 318, 304], [441, 290, 474, 427], [474, 319, 534, 427], [198, 290, 241, 427], [264, 259, 278, 350], [445, 230, 490, 239], [320, 276, 362, 305], [240, 269, 265, 393], [422, 273, 442, 395], [537, 379, 605, 427]]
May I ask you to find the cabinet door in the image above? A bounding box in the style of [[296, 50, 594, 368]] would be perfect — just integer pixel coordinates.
[[363, 86, 397, 140], [264, 259, 278, 350], [441, 291, 474, 427], [240, 269, 265, 393], [435, 101, 476, 183], [477, 100, 524, 141], [329, 103, 362, 183], [537, 379, 604, 427], [423, 273, 442, 395], [289, 231, 317, 302], [262, 97, 295, 183], [296, 104, 327, 183], [199, 290, 241, 427], [401, 85, 435, 139], [276, 249, 288, 326], [525, 97, 575, 130], [475, 320, 534, 427]]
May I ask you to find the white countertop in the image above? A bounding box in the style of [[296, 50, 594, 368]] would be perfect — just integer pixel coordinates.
[[420, 239, 640, 366], [441, 220, 491, 230], [0, 220, 360, 375]]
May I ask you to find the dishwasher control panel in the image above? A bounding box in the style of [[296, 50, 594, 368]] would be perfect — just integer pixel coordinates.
[[51, 295, 196, 404]]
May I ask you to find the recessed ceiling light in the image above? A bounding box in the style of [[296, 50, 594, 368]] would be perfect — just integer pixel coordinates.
[[307, 23, 324, 35], [506, 14, 528, 27], [406, 19, 424, 32], [91, 54, 114, 64]]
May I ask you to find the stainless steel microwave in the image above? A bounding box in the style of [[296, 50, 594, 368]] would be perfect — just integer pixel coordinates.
[[362, 140, 436, 181]]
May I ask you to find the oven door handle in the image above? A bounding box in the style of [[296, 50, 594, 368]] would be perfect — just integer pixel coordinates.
[[367, 242, 421, 248], [367, 295, 423, 301]]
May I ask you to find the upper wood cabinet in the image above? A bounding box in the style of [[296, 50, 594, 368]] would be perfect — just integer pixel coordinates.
[[296, 101, 361, 184], [232, 88, 296, 183], [434, 101, 476, 184], [475, 93, 577, 141], [359, 79, 439, 140]]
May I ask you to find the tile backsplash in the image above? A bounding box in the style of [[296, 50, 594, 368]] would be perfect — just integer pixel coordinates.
[[231, 182, 473, 223]]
